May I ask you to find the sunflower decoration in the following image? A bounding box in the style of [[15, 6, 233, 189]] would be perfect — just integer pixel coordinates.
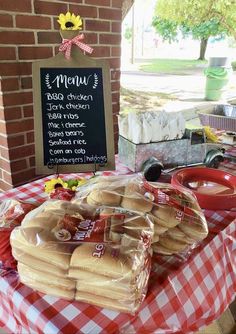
[[57, 11, 83, 31], [44, 177, 87, 193], [204, 126, 218, 143], [44, 178, 66, 193]]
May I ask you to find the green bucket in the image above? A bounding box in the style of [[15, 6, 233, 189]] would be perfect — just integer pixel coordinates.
[[204, 67, 230, 101], [205, 88, 225, 101]]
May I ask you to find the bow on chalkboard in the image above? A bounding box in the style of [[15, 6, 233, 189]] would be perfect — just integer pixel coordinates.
[[59, 34, 93, 60]]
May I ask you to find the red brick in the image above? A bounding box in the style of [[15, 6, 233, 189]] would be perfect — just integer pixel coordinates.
[[26, 131, 35, 143], [0, 109, 4, 121], [112, 114, 118, 125], [0, 180, 13, 191], [113, 123, 119, 133], [16, 15, 51, 30], [92, 46, 110, 58], [23, 105, 33, 118], [8, 135, 25, 148], [21, 77, 32, 90], [84, 33, 98, 45], [99, 34, 121, 45], [0, 147, 9, 160], [59, 0, 82, 2], [112, 21, 121, 33], [9, 144, 35, 160], [4, 107, 22, 121], [0, 62, 32, 76], [112, 103, 120, 115], [11, 159, 28, 172], [112, 91, 120, 103], [12, 168, 36, 186], [0, 31, 34, 45], [0, 134, 8, 147], [3, 171, 12, 184], [85, 0, 110, 6], [112, 0, 122, 8], [0, 0, 31, 12], [111, 80, 120, 91], [34, 1, 67, 15], [111, 69, 121, 80], [54, 45, 60, 55], [0, 158, 11, 171], [29, 156, 35, 167], [99, 8, 122, 20], [0, 47, 16, 60], [3, 91, 32, 107], [37, 32, 61, 44], [85, 19, 110, 32], [19, 46, 53, 60], [107, 57, 121, 68], [0, 14, 13, 27], [111, 46, 121, 57], [0, 78, 19, 92], [114, 138, 118, 154], [0, 122, 6, 134], [6, 119, 34, 134], [69, 4, 98, 18]]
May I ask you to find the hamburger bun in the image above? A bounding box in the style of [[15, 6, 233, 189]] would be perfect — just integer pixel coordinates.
[[76, 281, 136, 301], [87, 189, 121, 206], [166, 226, 196, 244], [121, 196, 153, 213], [11, 227, 73, 269], [151, 206, 182, 228], [18, 262, 75, 291], [158, 234, 188, 252], [12, 248, 68, 277], [70, 243, 133, 280], [123, 216, 151, 239], [75, 291, 138, 313], [152, 243, 174, 255], [19, 274, 75, 300], [178, 217, 208, 241]]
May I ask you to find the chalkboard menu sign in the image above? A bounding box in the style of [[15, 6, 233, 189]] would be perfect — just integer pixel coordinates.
[[32, 50, 115, 174]]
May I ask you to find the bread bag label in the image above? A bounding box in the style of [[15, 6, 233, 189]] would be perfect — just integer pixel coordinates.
[[143, 181, 199, 223], [53, 213, 125, 243]]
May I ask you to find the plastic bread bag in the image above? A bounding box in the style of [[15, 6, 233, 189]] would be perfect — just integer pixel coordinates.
[[0, 199, 38, 269], [143, 181, 208, 256], [73, 175, 208, 256], [10, 200, 153, 314]]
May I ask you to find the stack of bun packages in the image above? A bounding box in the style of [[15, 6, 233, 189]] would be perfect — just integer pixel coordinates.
[[0, 199, 38, 269], [10, 200, 154, 314], [73, 175, 209, 256]]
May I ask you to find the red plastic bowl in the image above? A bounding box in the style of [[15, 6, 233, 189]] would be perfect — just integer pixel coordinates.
[[171, 167, 236, 210]]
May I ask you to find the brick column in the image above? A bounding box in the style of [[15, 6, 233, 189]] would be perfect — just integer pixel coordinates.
[[0, 0, 122, 191]]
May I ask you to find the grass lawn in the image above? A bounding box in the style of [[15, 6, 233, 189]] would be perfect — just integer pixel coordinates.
[[139, 58, 207, 74]]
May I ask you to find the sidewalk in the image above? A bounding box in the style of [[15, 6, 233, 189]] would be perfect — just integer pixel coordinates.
[[120, 64, 236, 121]]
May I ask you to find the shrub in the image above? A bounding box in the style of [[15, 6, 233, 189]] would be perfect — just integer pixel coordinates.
[[232, 61, 236, 71]]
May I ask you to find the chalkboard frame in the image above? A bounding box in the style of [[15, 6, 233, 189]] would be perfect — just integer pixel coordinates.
[[32, 48, 115, 174]]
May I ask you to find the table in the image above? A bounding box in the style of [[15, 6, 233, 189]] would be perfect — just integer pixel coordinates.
[[0, 156, 236, 334]]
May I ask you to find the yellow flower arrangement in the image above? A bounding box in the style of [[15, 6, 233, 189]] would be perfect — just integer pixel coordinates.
[[44, 178, 66, 193], [204, 126, 218, 143], [44, 177, 87, 193], [57, 11, 82, 31]]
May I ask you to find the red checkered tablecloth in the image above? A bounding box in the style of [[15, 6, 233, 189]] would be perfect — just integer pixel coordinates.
[[0, 156, 236, 334]]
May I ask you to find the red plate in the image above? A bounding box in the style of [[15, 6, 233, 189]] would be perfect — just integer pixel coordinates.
[[171, 167, 236, 210]]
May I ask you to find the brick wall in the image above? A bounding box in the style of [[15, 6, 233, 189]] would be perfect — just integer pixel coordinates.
[[0, 0, 122, 191]]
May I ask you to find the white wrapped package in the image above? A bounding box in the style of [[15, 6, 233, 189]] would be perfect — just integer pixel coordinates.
[[118, 110, 185, 144]]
